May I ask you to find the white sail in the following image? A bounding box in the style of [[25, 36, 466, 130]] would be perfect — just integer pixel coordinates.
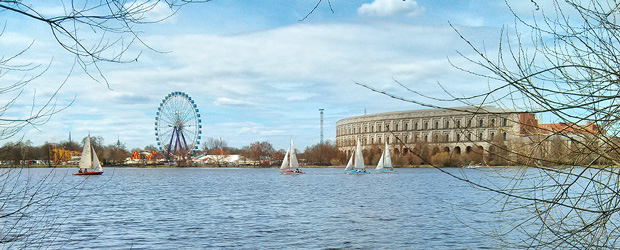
[[354, 138, 365, 169], [376, 153, 385, 169], [78, 136, 92, 169], [344, 153, 354, 170], [383, 141, 392, 169], [78, 135, 103, 171], [91, 145, 103, 171], [280, 147, 290, 170], [289, 139, 300, 170]]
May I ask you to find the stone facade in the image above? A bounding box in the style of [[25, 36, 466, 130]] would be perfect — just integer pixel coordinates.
[[336, 106, 535, 158]]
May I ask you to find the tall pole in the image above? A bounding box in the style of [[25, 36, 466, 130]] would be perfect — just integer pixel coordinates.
[[319, 109, 324, 144]]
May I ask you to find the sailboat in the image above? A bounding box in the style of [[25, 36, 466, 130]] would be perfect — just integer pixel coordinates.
[[74, 135, 104, 175], [344, 138, 369, 174], [376, 141, 394, 173], [465, 161, 481, 169], [280, 137, 304, 174]]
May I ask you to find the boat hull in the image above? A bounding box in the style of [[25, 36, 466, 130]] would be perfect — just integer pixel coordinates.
[[280, 169, 305, 174], [344, 170, 370, 174], [375, 168, 394, 173], [73, 171, 104, 175]]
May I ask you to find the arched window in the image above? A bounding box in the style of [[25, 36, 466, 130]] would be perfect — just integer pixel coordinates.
[[502, 118, 508, 126], [490, 132, 495, 140], [503, 132, 507, 140], [445, 134, 449, 142], [491, 119, 496, 127], [456, 120, 461, 128], [415, 123, 418, 130], [457, 134, 461, 142], [479, 133, 483, 140], [424, 135, 428, 142], [404, 136, 408, 143], [434, 121, 438, 129], [395, 124, 399, 131], [371, 137, 374, 144], [479, 119, 484, 127], [405, 123, 408, 130], [445, 121, 450, 128], [424, 122, 428, 130]]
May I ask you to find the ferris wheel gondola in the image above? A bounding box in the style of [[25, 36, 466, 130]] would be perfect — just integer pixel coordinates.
[[155, 91, 202, 160]]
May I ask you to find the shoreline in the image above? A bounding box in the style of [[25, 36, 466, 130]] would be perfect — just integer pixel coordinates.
[[0, 164, 580, 169], [3, 164, 438, 169]]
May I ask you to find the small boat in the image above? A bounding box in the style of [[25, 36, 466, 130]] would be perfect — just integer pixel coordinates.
[[465, 161, 481, 169], [280, 137, 304, 174], [344, 138, 369, 174], [376, 141, 394, 173], [74, 135, 104, 175]]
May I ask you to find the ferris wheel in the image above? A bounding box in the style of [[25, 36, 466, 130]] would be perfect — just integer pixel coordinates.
[[155, 91, 202, 160]]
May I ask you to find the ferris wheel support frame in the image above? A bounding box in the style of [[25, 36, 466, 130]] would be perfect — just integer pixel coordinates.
[[166, 126, 190, 160]]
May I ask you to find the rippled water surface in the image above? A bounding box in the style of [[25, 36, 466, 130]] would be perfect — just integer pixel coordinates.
[[2, 167, 527, 249]]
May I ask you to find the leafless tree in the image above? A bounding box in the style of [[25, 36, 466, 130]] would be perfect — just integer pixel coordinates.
[[0, 1, 208, 248], [202, 137, 227, 153], [302, 140, 342, 166], [242, 141, 275, 164], [358, 0, 620, 248]]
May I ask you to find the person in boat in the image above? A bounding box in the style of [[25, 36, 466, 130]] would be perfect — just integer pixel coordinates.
[[78, 168, 83, 173]]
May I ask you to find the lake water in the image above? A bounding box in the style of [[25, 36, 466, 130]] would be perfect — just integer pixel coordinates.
[[1, 167, 533, 249]]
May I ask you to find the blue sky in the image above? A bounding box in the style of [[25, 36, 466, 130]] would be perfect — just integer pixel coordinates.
[[0, 0, 541, 151]]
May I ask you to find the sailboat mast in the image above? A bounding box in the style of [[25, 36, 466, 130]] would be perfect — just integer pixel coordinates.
[[89, 136, 94, 170], [289, 137, 293, 167]]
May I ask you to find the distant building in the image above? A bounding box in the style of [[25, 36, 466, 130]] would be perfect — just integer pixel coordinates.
[[193, 155, 242, 165], [537, 121, 604, 135], [336, 106, 602, 165], [336, 106, 534, 156]]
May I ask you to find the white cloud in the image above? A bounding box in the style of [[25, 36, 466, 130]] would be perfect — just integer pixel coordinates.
[[239, 125, 284, 136], [213, 97, 256, 107], [0, 32, 34, 46], [286, 96, 308, 101], [358, 0, 424, 17], [36, 5, 67, 17]]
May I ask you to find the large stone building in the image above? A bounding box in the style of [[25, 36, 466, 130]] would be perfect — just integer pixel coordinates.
[[336, 106, 538, 158]]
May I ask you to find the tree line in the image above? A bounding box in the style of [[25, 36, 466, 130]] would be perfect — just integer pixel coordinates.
[[0, 136, 502, 167], [0, 137, 351, 166]]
